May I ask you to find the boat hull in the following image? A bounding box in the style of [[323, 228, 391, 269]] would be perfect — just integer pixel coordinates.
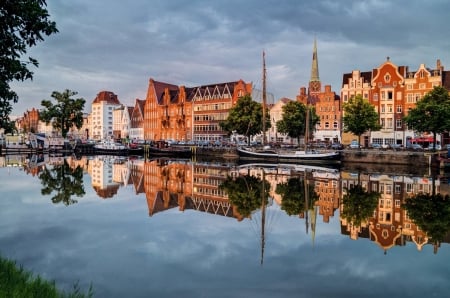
[[144, 146, 192, 158], [237, 147, 341, 165]]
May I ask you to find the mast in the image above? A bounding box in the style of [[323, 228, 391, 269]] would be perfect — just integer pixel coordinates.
[[262, 51, 267, 147], [260, 169, 266, 265]]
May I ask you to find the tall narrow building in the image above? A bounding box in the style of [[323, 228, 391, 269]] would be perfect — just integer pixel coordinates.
[[297, 39, 341, 143]]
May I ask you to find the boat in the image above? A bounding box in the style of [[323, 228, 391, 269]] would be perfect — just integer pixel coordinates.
[[237, 52, 340, 164], [144, 140, 192, 158], [237, 146, 340, 164], [94, 139, 129, 155]]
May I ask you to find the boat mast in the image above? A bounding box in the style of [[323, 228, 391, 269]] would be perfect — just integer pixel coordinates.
[[262, 51, 267, 147], [260, 169, 266, 266]]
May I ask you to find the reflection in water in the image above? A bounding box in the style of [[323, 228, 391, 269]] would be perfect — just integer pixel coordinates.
[[5, 154, 450, 254]]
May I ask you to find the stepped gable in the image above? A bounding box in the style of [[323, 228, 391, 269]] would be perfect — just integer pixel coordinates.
[[92, 91, 120, 104], [341, 71, 371, 87], [151, 80, 179, 105]]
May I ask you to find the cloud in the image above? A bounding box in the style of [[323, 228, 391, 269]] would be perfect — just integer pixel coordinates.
[[9, 0, 450, 116]]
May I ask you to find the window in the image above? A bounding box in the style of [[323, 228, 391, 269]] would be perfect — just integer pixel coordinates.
[[388, 91, 393, 100], [396, 119, 402, 128], [373, 93, 378, 101], [396, 105, 402, 113]]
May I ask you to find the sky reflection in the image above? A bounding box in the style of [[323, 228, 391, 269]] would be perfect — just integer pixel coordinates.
[[1, 162, 450, 298]]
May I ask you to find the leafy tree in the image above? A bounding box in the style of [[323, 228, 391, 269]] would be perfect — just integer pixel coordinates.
[[341, 184, 380, 227], [403, 192, 450, 248], [0, 0, 58, 129], [220, 174, 269, 218], [276, 101, 319, 145], [404, 86, 450, 150], [275, 176, 318, 216], [38, 159, 85, 206], [220, 95, 271, 144], [40, 90, 86, 138], [343, 95, 381, 148]]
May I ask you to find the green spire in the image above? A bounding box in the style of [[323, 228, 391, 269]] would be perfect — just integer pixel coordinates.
[[310, 38, 320, 82]]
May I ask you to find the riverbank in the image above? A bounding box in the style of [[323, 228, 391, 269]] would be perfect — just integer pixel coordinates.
[[0, 255, 93, 297]]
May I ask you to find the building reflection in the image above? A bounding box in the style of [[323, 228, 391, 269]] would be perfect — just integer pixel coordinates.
[[6, 154, 450, 254]]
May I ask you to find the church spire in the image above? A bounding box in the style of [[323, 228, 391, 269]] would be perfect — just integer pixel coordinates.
[[310, 38, 320, 82]]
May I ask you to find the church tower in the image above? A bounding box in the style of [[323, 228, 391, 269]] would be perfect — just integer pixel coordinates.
[[309, 38, 321, 96]]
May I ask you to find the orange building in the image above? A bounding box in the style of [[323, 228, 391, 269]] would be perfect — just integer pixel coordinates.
[[143, 78, 252, 143], [341, 58, 450, 147], [297, 39, 341, 144]]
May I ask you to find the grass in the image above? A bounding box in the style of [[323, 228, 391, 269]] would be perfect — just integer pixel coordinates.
[[0, 256, 94, 298]]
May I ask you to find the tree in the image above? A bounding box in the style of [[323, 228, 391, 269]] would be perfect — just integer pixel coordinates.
[[341, 184, 380, 227], [403, 86, 450, 150], [343, 95, 381, 147], [403, 192, 450, 249], [39, 159, 86, 206], [275, 176, 318, 216], [219, 95, 271, 144], [219, 174, 269, 218], [40, 90, 86, 138], [0, 0, 58, 129], [276, 101, 319, 145]]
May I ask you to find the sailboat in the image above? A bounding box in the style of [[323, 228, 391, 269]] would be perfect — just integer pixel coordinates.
[[237, 52, 341, 165]]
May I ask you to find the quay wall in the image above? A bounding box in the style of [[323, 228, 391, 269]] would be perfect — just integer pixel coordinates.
[[340, 149, 430, 166]]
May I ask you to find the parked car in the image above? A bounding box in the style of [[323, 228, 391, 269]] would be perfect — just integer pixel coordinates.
[[408, 144, 423, 151], [349, 140, 361, 149], [369, 143, 382, 150], [426, 144, 442, 151], [330, 143, 343, 150], [389, 143, 403, 151]]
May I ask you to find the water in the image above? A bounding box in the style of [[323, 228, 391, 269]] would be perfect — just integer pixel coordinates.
[[1, 155, 449, 298]]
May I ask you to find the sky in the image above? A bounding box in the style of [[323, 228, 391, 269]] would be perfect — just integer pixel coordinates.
[[10, 0, 450, 116]]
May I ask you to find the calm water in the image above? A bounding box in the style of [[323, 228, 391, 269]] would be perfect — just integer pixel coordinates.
[[1, 154, 449, 298]]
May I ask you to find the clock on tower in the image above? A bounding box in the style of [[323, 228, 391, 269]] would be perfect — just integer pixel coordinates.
[[310, 81, 320, 92]]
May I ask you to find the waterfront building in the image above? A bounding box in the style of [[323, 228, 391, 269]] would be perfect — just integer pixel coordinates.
[[143, 79, 193, 142], [129, 99, 145, 141], [191, 80, 252, 143], [341, 58, 450, 147], [297, 39, 342, 144], [143, 78, 252, 143], [268, 97, 294, 144], [91, 91, 122, 140]]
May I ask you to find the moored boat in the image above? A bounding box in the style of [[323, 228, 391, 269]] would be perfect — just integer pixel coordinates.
[[94, 139, 128, 155], [237, 146, 340, 164]]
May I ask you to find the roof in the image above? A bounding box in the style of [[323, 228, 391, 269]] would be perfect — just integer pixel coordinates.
[[92, 91, 121, 105]]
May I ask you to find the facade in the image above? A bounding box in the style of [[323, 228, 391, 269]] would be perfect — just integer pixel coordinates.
[[192, 80, 252, 143], [143, 79, 193, 142], [268, 97, 294, 144], [341, 58, 450, 147], [143, 78, 252, 143], [297, 39, 342, 144], [91, 91, 122, 140], [130, 99, 145, 141]]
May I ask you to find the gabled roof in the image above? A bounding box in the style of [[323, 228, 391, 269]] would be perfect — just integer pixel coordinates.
[[92, 91, 120, 105]]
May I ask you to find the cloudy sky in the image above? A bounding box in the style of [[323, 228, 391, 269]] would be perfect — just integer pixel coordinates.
[[10, 0, 450, 116]]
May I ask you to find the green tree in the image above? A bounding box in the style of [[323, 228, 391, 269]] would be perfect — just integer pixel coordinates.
[[220, 95, 271, 144], [275, 176, 318, 216], [219, 174, 269, 218], [38, 159, 85, 206], [0, 0, 58, 129], [343, 95, 381, 147], [276, 101, 319, 145], [404, 86, 450, 150], [403, 192, 450, 248], [40, 90, 86, 138], [341, 184, 380, 227]]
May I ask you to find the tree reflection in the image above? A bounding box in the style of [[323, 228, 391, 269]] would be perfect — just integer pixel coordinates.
[[220, 173, 270, 218], [275, 175, 318, 216], [403, 193, 450, 246], [38, 159, 85, 206], [341, 184, 380, 227]]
